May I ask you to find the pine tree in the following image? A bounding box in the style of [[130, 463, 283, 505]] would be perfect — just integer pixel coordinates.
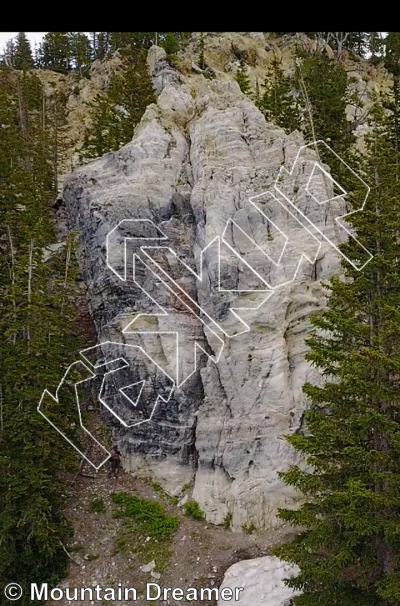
[[109, 32, 134, 54], [235, 59, 251, 95], [39, 32, 71, 73], [95, 32, 110, 60], [80, 50, 155, 159], [294, 49, 358, 176], [384, 32, 400, 77], [272, 87, 400, 605], [68, 32, 92, 76], [0, 68, 84, 605], [347, 32, 368, 56], [13, 33, 34, 71], [258, 58, 301, 133], [369, 33, 384, 62], [162, 32, 179, 57]]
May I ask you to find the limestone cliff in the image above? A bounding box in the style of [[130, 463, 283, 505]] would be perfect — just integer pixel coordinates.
[[63, 39, 363, 532]]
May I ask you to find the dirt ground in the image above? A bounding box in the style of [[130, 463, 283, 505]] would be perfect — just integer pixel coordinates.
[[45, 455, 294, 606]]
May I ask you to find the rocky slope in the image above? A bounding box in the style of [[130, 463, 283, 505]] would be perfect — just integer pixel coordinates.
[[37, 32, 392, 180], [61, 39, 361, 533]]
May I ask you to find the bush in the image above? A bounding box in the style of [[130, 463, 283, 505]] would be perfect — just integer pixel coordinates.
[[89, 498, 106, 513], [183, 500, 204, 520]]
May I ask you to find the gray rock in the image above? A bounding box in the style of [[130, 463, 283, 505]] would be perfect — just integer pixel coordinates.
[[140, 560, 156, 573], [64, 45, 346, 529], [178, 494, 189, 507], [217, 556, 300, 606]]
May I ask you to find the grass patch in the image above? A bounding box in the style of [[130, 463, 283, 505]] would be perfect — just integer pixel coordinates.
[[183, 500, 204, 520], [223, 512, 232, 530], [242, 522, 256, 534], [89, 498, 106, 514], [152, 482, 165, 495], [111, 492, 179, 571]]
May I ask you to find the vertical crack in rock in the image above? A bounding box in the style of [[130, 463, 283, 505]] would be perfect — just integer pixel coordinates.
[[64, 45, 345, 528]]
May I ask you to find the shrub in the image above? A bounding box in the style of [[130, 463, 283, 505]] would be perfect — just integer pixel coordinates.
[[89, 498, 106, 513], [183, 500, 204, 520]]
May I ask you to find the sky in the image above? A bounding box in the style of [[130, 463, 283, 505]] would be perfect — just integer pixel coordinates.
[[0, 32, 47, 54]]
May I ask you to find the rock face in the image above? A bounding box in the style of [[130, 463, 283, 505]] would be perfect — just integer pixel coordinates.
[[63, 45, 346, 530], [217, 556, 300, 606]]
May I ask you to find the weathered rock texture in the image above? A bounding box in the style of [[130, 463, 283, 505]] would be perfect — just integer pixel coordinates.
[[217, 555, 300, 606], [63, 44, 350, 530]]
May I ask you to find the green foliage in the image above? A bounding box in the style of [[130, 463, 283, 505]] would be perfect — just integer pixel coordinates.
[[385, 32, 400, 76], [235, 59, 251, 95], [273, 83, 400, 605], [68, 32, 92, 76], [183, 500, 204, 520], [257, 58, 301, 133], [109, 32, 155, 55], [111, 492, 179, 571], [242, 522, 256, 534], [86, 553, 99, 561], [13, 33, 34, 71], [346, 32, 368, 57], [38, 32, 70, 73], [89, 498, 106, 514], [294, 50, 357, 158], [162, 32, 180, 57], [368, 33, 384, 64], [80, 50, 155, 160], [0, 68, 83, 605]]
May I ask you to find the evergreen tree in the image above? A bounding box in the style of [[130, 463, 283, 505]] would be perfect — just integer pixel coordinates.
[[39, 32, 71, 73], [109, 31, 133, 53], [13, 33, 34, 71], [0, 68, 83, 605], [80, 50, 155, 159], [384, 32, 400, 77], [68, 32, 92, 75], [258, 58, 301, 133], [95, 32, 110, 60], [108, 32, 154, 55], [369, 32, 384, 62], [272, 87, 400, 605], [294, 49, 358, 173], [235, 59, 251, 95], [162, 32, 179, 57], [347, 32, 368, 56], [130, 32, 155, 49]]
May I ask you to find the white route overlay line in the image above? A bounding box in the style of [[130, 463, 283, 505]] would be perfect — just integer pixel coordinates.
[[123, 253, 225, 387], [119, 379, 145, 406], [79, 342, 175, 428], [106, 219, 168, 282], [231, 194, 322, 289], [40, 140, 375, 458], [140, 235, 274, 338], [274, 139, 373, 271], [133, 239, 273, 385], [37, 360, 111, 470]]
